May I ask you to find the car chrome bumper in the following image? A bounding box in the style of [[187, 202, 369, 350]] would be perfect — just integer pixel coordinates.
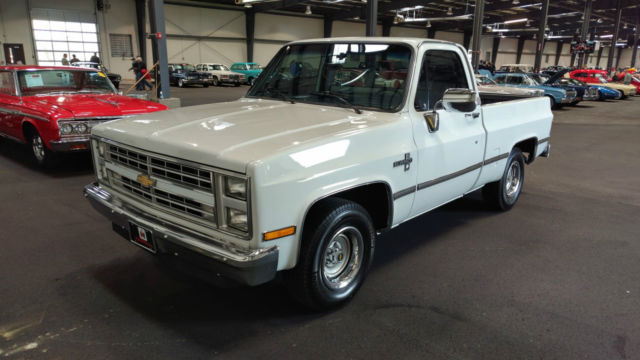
[[561, 97, 575, 104], [49, 137, 90, 152], [83, 182, 278, 286]]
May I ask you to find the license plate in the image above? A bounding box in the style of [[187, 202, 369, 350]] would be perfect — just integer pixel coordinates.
[[130, 222, 156, 253]]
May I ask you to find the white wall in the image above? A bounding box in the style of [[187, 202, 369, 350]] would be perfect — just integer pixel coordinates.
[[434, 31, 463, 45], [389, 26, 427, 38], [0, 1, 35, 64]]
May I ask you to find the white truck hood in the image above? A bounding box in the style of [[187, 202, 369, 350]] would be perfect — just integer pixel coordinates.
[[92, 98, 380, 173]]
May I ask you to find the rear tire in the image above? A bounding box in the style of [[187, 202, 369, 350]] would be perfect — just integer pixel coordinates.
[[178, 78, 185, 88], [285, 198, 375, 310], [483, 148, 525, 211], [211, 77, 219, 86]]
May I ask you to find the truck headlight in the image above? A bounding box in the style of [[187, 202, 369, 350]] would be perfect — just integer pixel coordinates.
[[224, 176, 247, 200], [226, 208, 248, 232]]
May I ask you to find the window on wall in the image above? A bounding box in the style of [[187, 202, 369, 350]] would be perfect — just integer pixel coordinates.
[[109, 34, 133, 58], [31, 9, 99, 66]]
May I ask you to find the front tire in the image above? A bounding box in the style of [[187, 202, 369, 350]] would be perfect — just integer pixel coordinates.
[[211, 77, 219, 86], [248, 77, 255, 86], [285, 198, 375, 310], [546, 95, 556, 109], [483, 148, 525, 211], [178, 78, 185, 88], [29, 129, 55, 167]]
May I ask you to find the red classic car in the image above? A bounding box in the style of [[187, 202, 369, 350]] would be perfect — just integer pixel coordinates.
[[0, 65, 167, 166]]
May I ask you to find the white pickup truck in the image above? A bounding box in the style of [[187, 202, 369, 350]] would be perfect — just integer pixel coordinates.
[[85, 38, 552, 309]]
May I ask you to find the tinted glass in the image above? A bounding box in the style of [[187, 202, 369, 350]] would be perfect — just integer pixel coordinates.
[[249, 43, 412, 111], [414, 50, 468, 111]]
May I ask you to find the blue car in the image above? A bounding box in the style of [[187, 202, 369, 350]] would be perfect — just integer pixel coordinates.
[[492, 72, 576, 109], [230, 62, 262, 86], [556, 77, 621, 100], [530, 70, 598, 105]]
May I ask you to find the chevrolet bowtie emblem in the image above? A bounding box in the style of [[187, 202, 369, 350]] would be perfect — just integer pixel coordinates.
[[136, 174, 156, 188]]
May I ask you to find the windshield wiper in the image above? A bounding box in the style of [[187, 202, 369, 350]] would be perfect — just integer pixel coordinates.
[[310, 91, 362, 114], [264, 87, 295, 104]]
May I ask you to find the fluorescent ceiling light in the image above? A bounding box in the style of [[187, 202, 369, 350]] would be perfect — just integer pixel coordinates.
[[504, 18, 528, 24], [599, 34, 613, 38], [406, 14, 472, 22]]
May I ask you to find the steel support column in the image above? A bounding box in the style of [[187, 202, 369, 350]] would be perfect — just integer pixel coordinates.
[[516, 38, 525, 64], [245, 10, 255, 62], [365, 0, 377, 36], [577, 0, 592, 68], [606, 0, 622, 72], [555, 41, 563, 66], [492, 37, 500, 65], [533, 0, 550, 72], [470, 0, 485, 70], [570, 52, 576, 67], [148, 0, 170, 99], [615, 45, 623, 68], [382, 19, 391, 37], [630, 24, 639, 67], [324, 17, 333, 38], [463, 30, 472, 50], [427, 28, 436, 39], [135, 0, 146, 63], [596, 46, 604, 67]]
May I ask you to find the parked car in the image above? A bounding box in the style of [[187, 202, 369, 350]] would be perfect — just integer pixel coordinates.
[[168, 63, 211, 88], [530, 70, 598, 105], [70, 61, 122, 89], [475, 74, 543, 104], [85, 38, 552, 310], [0, 65, 167, 166], [492, 72, 575, 109], [569, 69, 636, 98], [556, 77, 621, 100], [541, 65, 570, 77], [230, 62, 262, 85], [195, 63, 245, 86]]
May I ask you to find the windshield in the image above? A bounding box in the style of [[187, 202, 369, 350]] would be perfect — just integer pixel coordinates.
[[209, 65, 229, 71], [18, 70, 115, 96], [595, 73, 609, 83], [476, 76, 496, 85], [248, 64, 261, 70], [174, 64, 195, 72], [248, 43, 412, 111]]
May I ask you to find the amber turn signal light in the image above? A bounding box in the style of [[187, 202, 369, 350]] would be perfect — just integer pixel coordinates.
[[263, 226, 296, 241]]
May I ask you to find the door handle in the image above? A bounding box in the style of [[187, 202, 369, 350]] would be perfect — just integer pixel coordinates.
[[465, 112, 480, 119]]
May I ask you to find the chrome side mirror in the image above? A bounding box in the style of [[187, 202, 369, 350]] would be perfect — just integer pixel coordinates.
[[424, 110, 439, 133], [442, 88, 476, 103]]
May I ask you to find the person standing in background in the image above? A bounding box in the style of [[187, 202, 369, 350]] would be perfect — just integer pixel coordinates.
[[90, 52, 100, 64], [61, 54, 70, 65], [70, 54, 80, 64]]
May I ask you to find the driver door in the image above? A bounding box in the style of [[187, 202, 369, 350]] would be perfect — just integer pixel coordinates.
[[408, 48, 486, 217]]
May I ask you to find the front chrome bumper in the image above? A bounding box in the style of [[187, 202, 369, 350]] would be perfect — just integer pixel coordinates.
[[561, 96, 575, 104], [49, 137, 90, 152], [83, 182, 278, 286]]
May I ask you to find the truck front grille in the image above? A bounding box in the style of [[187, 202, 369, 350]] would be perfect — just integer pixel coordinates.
[[108, 170, 215, 222], [109, 144, 213, 191]]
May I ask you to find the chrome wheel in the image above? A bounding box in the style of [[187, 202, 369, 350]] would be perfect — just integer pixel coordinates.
[[504, 160, 522, 201], [32, 134, 46, 163], [322, 226, 363, 290]]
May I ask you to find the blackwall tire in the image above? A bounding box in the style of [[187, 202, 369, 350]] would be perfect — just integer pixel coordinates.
[[483, 148, 525, 211], [285, 198, 375, 310]]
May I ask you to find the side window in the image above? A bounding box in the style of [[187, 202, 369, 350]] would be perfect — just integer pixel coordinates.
[[231, 65, 237, 70], [507, 76, 523, 85], [494, 76, 506, 84], [0, 72, 15, 95], [414, 50, 469, 111]]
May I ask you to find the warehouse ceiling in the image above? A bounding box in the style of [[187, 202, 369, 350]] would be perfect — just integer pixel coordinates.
[[167, 0, 640, 43]]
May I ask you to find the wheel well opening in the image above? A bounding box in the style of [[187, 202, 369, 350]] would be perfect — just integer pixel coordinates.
[[515, 138, 537, 164], [22, 122, 37, 140], [305, 183, 392, 234]]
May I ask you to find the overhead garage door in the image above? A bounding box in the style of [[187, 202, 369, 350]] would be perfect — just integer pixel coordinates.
[[30, 8, 100, 66]]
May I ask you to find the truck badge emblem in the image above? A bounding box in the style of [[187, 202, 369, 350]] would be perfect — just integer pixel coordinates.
[[393, 153, 413, 172], [136, 174, 156, 188]]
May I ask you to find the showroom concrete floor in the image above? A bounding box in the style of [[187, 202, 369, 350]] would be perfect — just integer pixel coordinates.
[[1, 86, 639, 359]]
